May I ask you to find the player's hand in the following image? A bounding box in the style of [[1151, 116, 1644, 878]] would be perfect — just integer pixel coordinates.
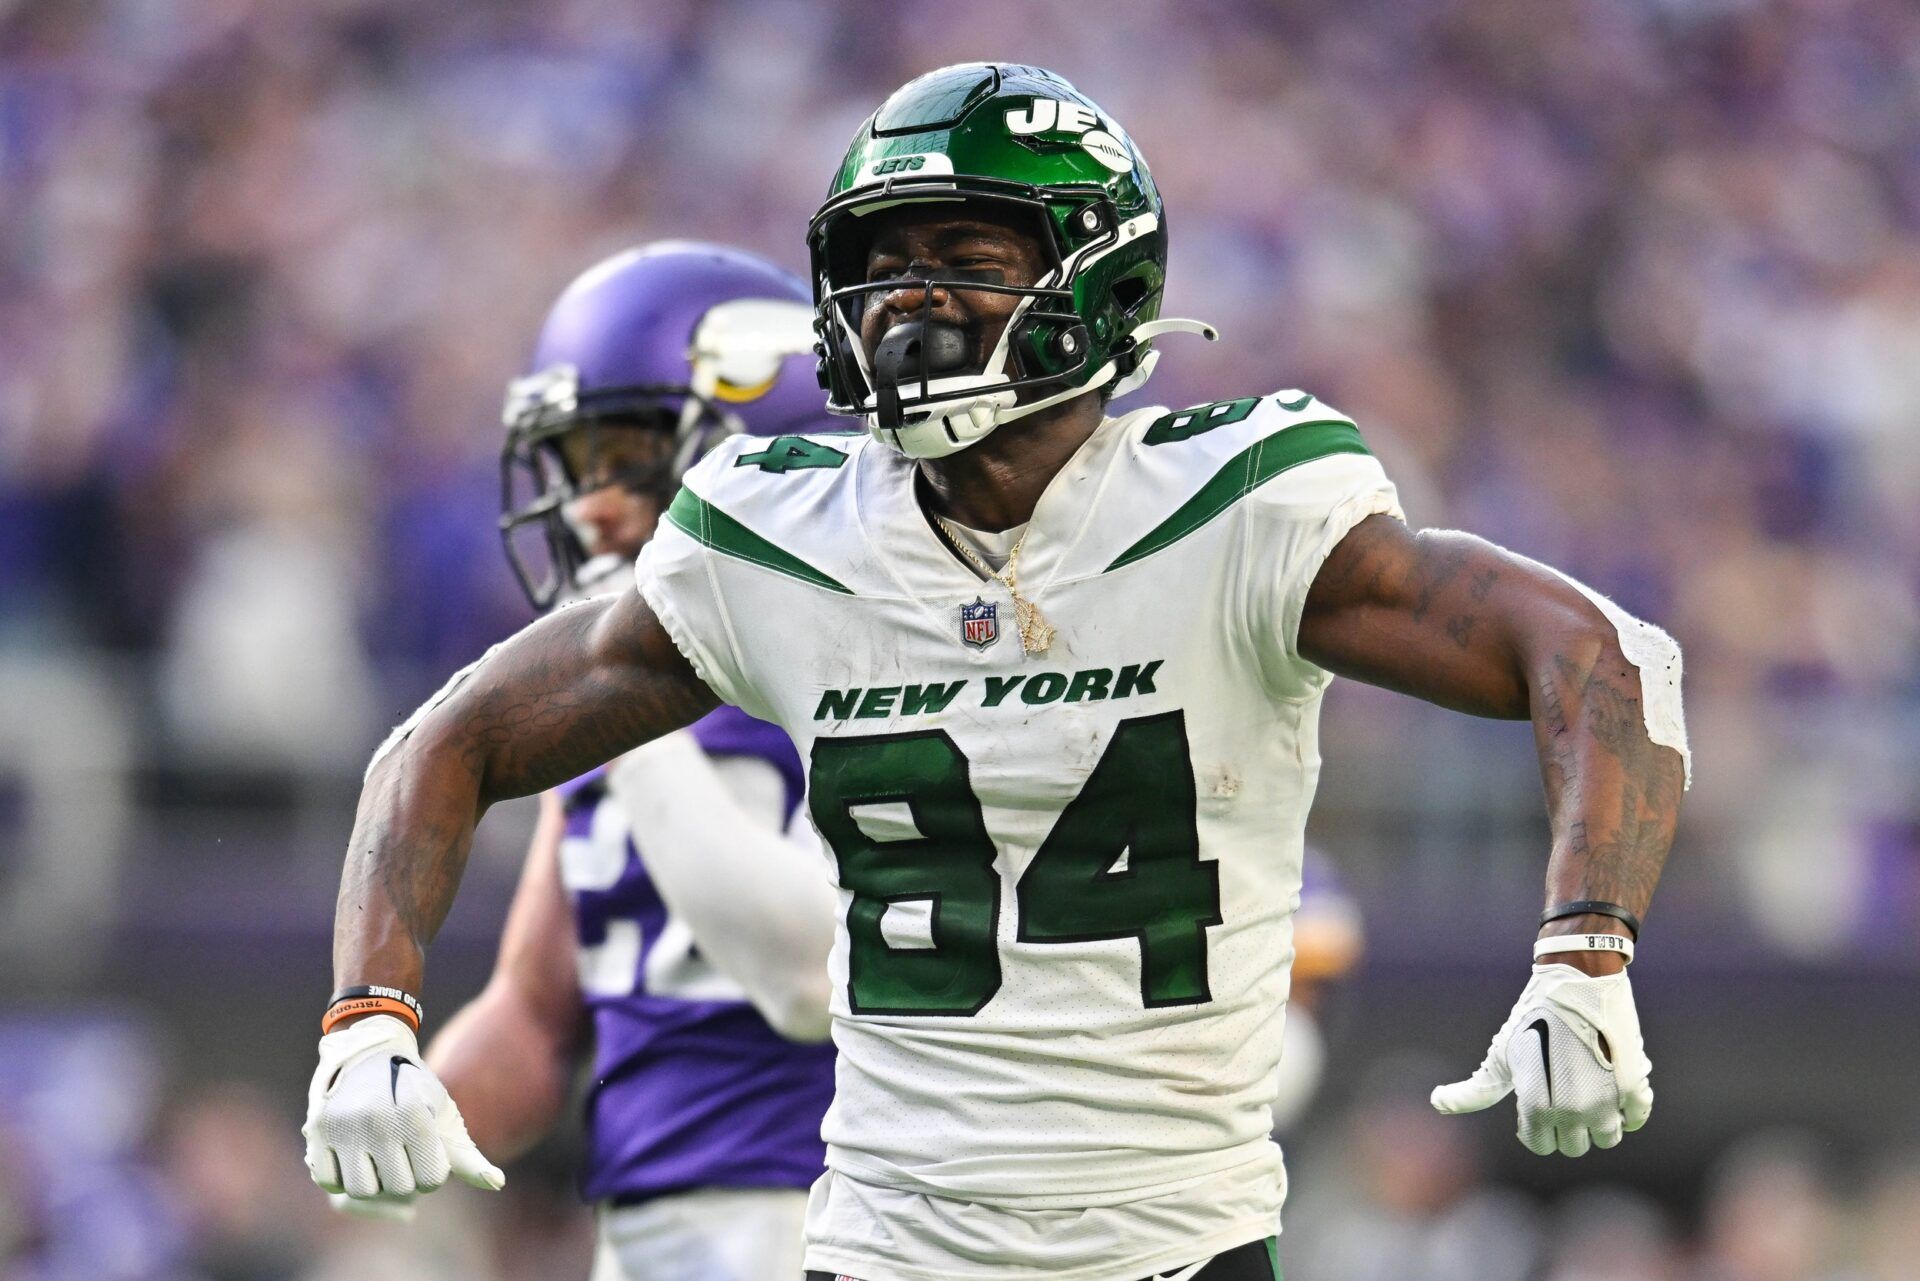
[[303, 1014, 504, 1210], [1430, 963, 1652, 1156]]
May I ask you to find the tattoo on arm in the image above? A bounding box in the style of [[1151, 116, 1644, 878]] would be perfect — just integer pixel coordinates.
[[334, 591, 716, 990], [1409, 546, 1468, 622], [1301, 515, 1686, 931], [1535, 641, 1686, 922], [1300, 519, 1529, 717], [454, 609, 712, 801]]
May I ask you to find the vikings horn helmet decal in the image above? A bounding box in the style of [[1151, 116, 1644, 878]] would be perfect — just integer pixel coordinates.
[[809, 63, 1216, 459], [499, 241, 831, 608]]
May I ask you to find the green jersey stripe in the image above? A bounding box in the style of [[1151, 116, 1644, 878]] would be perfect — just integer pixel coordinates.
[[665, 487, 854, 594], [1106, 419, 1371, 571]]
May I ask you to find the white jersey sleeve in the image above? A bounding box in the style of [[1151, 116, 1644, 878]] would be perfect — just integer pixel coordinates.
[[633, 443, 798, 722], [606, 730, 836, 1042], [632, 540, 747, 713], [1235, 396, 1404, 695]]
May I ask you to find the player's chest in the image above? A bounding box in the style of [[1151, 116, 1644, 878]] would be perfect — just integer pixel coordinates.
[[780, 605, 1270, 852], [773, 545, 1244, 727]]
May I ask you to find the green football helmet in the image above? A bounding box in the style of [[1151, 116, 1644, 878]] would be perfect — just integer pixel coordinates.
[[809, 63, 1216, 458]]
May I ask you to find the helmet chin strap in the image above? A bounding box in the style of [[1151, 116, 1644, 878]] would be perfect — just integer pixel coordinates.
[[929, 316, 1220, 435], [1129, 318, 1221, 343], [1106, 318, 1217, 401]]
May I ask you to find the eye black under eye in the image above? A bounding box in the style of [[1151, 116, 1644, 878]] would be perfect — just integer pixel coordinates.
[[942, 266, 1006, 286], [860, 263, 1005, 288]]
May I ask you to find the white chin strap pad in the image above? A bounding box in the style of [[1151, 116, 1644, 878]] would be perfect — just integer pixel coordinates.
[[1107, 318, 1218, 402], [875, 388, 1018, 459], [865, 317, 1222, 459]]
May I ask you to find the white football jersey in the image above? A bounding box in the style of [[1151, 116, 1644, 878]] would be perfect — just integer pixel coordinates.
[[635, 392, 1401, 1216]]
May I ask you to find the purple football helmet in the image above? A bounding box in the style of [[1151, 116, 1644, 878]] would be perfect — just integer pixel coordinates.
[[500, 240, 834, 608]]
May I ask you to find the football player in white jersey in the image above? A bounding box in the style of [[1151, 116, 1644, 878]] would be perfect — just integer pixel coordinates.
[[305, 65, 1690, 1281]]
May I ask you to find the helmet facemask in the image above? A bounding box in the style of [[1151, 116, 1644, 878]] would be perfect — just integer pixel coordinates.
[[498, 367, 733, 609], [812, 183, 1143, 459], [499, 246, 825, 611]]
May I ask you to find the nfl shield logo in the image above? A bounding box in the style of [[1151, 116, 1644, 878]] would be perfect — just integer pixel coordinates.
[[960, 597, 999, 650]]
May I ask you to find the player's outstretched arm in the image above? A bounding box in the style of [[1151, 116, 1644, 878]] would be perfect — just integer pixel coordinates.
[[323, 795, 584, 1222], [1299, 514, 1688, 1155], [306, 588, 714, 1208], [335, 586, 716, 998]]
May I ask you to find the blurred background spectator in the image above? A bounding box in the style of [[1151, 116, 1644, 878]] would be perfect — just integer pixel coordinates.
[[2, 0, 1916, 1277]]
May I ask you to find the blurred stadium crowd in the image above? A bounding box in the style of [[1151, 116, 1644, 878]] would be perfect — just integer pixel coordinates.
[[2, 0, 1917, 1279]]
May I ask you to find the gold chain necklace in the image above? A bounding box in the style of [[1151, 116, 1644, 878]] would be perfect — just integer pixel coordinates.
[[933, 514, 1055, 656]]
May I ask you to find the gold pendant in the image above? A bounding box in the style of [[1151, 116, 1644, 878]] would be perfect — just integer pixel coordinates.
[[1012, 595, 1055, 656]]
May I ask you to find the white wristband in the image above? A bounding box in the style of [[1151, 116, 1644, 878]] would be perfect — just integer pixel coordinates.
[[1533, 932, 1634, 964]]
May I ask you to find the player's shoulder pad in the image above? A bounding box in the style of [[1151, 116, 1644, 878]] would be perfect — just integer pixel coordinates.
[[680, 430, 868, 496], [1100, 389, 1388, 572], [1123, 388, 1361, 457], [660, 430, 871, 595]]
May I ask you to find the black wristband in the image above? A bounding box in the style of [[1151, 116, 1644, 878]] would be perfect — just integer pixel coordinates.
[[327, 984, 425, 1025], [1540, 900, 1641, 940]]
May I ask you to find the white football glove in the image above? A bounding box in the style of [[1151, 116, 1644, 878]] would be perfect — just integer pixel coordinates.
[[303, 1014, 504, 1211], [1431, 963, 1653, 1157], [327, 1191, 416, 1223]]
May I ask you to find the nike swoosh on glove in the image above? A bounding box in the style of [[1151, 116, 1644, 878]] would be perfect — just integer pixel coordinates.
[[303, 1014, 503, 1211], [1431, 963, 1653, 1157]]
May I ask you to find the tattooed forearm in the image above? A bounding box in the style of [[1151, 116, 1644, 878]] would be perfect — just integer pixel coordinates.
[[1301, 516, 1686, 962], [1534, 636, 1685, 924], [332, 590, 716, 991]]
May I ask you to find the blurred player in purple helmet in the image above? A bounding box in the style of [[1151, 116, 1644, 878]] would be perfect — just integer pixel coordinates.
[[339, 243, 842, 1280]]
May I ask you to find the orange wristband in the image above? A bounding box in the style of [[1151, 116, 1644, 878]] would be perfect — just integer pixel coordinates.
[[321, 995, 421, 1036]]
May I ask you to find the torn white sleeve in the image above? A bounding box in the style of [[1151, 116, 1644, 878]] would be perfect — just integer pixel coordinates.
[[1549, 568, 1692, 788]]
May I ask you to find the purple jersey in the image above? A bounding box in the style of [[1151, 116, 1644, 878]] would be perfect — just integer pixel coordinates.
[[556, 705, 835, 1204]]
